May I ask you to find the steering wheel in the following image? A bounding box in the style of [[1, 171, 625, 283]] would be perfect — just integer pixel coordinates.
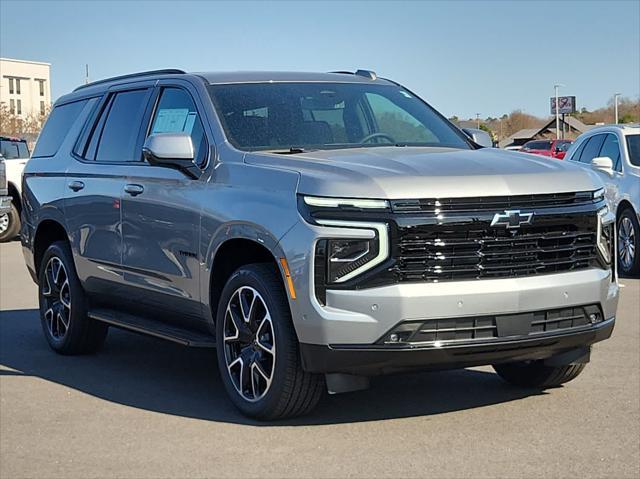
[[359, 132, 396, 144]]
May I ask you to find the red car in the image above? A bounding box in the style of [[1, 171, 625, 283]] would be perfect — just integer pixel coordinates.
[[521, 139, 573, 159]]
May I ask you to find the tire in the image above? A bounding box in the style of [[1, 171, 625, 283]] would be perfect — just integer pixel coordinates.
[[493, 361, 586, 388], [215, 263, 324, 420], [38, 240, 108, 354], [618, 207, 639, 277], [0, 203, 20, 242]]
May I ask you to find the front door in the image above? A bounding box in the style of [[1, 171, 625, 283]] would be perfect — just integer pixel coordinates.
[[120, 85, 209, 319]]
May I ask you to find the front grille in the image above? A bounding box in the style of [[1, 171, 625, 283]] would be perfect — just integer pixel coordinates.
[[393, 222, 597, 282], [378, 305, 603, 344], [390, 191, 596, 214]]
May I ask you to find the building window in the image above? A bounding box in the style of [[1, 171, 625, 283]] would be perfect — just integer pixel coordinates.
[[16, 99, 22, 115], [40, 101, 46, 115], [37, 79, 45, 96], [8, 78, 14, 94], [15, 79, 21, 95], [9, 99, 15, 114]]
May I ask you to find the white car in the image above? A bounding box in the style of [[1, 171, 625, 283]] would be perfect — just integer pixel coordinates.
[[0, 136, 29, 242], [565, 124, 640, 276]]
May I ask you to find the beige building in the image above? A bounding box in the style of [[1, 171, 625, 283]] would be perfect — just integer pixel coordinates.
[[0, 57, 51, 118]]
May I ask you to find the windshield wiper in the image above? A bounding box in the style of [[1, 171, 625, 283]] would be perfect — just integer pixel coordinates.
[[271, 147, 310, 154]]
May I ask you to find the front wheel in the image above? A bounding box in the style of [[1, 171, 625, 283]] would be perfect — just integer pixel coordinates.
[[618, 208, 639, 276], [493, 361, 586, 388], [215, 263, 324, 420]]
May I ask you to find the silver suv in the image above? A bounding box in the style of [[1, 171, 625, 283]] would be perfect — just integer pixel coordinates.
[[21, 69, 619, 419], [564, 124, 640, 275]]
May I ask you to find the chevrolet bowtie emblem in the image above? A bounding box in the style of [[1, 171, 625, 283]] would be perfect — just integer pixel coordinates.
[[490, 210, 534, 229]]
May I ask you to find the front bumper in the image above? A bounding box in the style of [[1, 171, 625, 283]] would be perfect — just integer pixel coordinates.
[[300, 316, 615, 375], [0, 195, 11, 215]]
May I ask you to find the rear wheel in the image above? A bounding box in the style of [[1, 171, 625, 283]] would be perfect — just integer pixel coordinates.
[[216, 263, 324, 420], [0, 203, 20, 242], [38, 241, 108, 354], [493, 361, 586, 388], [618, 207, 639, 276]]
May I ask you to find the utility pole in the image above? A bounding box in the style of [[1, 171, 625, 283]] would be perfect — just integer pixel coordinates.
[[554, 84, 564, 140], [85, 64, 90, 85], [476, 113, 480, 129], [614, 93, 621, 124]]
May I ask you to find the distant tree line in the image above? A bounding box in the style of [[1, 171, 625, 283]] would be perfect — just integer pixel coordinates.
[[453, 96, 639, 141]]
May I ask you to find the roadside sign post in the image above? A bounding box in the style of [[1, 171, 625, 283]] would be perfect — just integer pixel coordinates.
[[551, 94, 576, 140]]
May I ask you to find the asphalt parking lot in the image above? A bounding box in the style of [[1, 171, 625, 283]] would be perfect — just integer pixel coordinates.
[[1, 240, 638, 479]]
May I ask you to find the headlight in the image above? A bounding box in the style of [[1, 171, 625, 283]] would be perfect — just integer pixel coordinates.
[[303, 196, 389, 210], [597, 206, 615, 264], [315, 220, 389, 284], [593, 187, 605, 202]]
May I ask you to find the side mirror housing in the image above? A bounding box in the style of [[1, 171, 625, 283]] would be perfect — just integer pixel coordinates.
[[591, 156, 614, 176], [462, 128, 493, 148], [142, 133, 201, 179]]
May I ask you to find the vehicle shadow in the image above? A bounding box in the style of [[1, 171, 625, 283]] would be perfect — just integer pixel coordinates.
[[0, 308, 546, 426]]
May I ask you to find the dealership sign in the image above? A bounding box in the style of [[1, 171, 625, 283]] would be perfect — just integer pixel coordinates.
[[551, 96, 577, 115]]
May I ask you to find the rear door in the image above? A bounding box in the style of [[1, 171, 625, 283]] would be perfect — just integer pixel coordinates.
[[119, 82, 209, 319], [65, 86, 154, 300]]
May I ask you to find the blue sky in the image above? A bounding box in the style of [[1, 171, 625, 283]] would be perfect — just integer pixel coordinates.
[[1, 0, 638, 119]]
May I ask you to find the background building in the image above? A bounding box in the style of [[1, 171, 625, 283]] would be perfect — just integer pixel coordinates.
[[0, 57, 51, 119]]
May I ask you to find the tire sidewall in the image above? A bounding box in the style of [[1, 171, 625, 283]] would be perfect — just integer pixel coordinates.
[[618, 208, 640, 276], [38, 241, 88, 351], [0, 203, 20, 242], [215, 266, 296, 418]]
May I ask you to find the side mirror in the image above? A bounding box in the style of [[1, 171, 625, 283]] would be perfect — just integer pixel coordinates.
[[591, 156, 614, 175], [142, 133, 201, 179], [462, 128, 493, 148]]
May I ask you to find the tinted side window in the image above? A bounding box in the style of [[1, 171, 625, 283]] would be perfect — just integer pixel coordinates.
[[578, 135, 606, 164], [599, 134, 622, 171], [567, 139, 587, 162], [149, 88, 208, 167], [32, 100, 88, 158], [95, 89, 151, 163], [627, 135, 640, 167], [0, 140, 30, 159]]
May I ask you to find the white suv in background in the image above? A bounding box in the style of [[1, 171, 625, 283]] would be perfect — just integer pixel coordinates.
[[566, 124, 640, 276], [0, 136, 29, 242]]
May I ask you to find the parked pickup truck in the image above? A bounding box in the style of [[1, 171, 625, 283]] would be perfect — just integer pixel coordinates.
[[0, 136, 30, 241], [0, 154, 13, 226], [21, 69, 618, 419]]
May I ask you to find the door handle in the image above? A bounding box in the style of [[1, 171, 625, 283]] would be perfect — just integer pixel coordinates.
[[67, 181, 85, 192], [124, 184, 144, 196]]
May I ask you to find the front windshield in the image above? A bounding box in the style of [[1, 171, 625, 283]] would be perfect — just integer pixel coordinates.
[[208, 82, 470, 151]]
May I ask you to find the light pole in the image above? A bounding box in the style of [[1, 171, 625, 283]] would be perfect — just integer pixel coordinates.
[[614, 93, 621, 124], [554, 83, 565, 140], [476, 113, 480, 129]]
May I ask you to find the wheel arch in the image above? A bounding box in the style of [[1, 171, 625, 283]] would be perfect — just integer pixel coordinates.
[[33, 219, 70, 277], [7, 182, 21, 213], [207, 233, 291, 326], [616, 199, 636, 219]]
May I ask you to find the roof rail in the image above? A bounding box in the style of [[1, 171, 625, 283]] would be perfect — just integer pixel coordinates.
[[74, 69, 187, 91], [329, 69, 377, 80]]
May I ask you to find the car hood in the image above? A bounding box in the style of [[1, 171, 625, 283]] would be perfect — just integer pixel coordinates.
[[246, 146, 603, 199]]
